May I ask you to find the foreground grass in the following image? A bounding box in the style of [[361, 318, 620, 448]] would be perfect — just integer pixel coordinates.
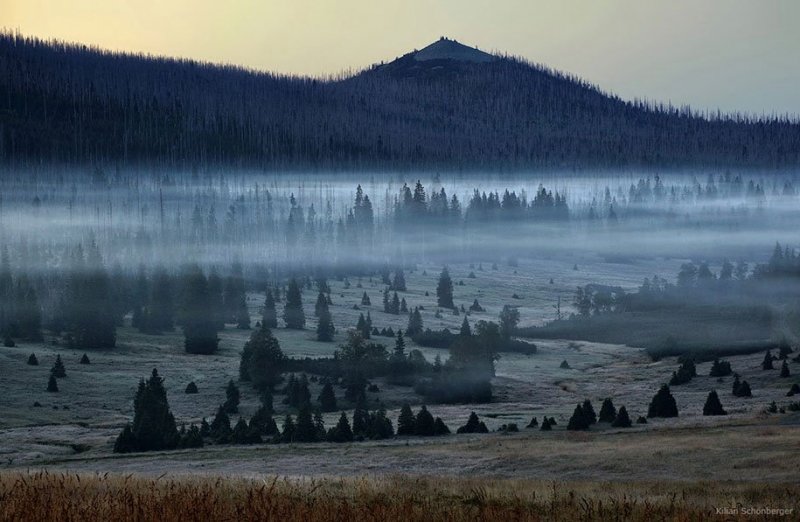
[[1, 471, 798, 521]]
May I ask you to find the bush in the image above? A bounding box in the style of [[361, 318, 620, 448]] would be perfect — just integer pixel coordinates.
[[787, 383, 800, 397]]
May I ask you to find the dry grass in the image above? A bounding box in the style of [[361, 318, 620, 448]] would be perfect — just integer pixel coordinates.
[[1, 471, 798, 521]]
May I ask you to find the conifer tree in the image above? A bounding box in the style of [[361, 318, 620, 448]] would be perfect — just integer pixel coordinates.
[[241, 324, 286, 390], [352, 397, 369, 438], [702, 390, 727, 416], [316, 306, 335, 342], [414, 405, 436, 436], [318, 381, 337, 412], [223, 380, 240, 414], [762, 350, 775, 370], [80, 353, 90, 365], [281, 414, 295, 443], [27, 353, 38, 366], [526, 416, 538, 428], [391, 292, 400, 314], [540, 417, 552, 431], [180, 267, 219, 354], [780, 360, 791, 378], [436, 267, 454, 308], [459, 316, 472, 337], [51, 354, 66, 378], [598, 398, 616, 423], [262, 289, 278, 329], [392, 269, 406, 292], [406, 307, 423, 338], [315, 292, 328, 318], [328, 412, 354, 442], [185, 381, 198, 394], [567, 404, 590, 430], [361, 292, 371, 306], [46, 374, 59, 392], [207, 268, 225, 330], [611, 406, 632, 427], [114, 369, 179, 452], [456, 411, 489, 433], [294, 405, 318, 442], [647, 384, 679, 418], [582, 399, 597, 424], [397, 403, 416, 435], [283, 278, 305, 329], [433, 417, 450, 435]]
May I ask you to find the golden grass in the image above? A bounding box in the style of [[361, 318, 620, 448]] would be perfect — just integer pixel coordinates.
[[1, 471, 798, 521]]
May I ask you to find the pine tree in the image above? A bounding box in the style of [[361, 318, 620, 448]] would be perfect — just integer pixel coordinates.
[[647, 384, 679, 418], [51, 355, 66, 378], [281, 414, 296, 443], [294, 405, 318, 442], [328, 412, 354, 442], [433, 417, 450, 435], [459, 316, 472, 337], [315, 292, 328, 318], [114, 369, 179, 452], [397, 403, 416, 435], [702, 390, 727, 416], [223, 380, 240, 414], [283, 278, 305, 329], [46, 374, 59, 392], [390, 292, 400, 314], [567, 404, 590, 430], [414, 405, 436, 436], [262, 289, 278, 329], [406, 307, 423, 337], [762, 350, 775, 370], [436, 267, 454, 308], [180, 267, 219, 354], [598, 398, 617, 423], [456, 411, 489, 433], [241, 325, 286, 390], [361, 292, 371, 306], [316, 307, 335, 342], [80, 353, 90, 365], [318, 381, 337, 412], [582, 399, 597, 424], [611, 406, 632, 427], [392, 269, 406, 291]]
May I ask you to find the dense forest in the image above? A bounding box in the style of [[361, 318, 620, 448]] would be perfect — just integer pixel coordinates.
[[2, 33, 799, 169]]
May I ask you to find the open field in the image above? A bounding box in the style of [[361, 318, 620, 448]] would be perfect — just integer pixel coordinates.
[[1, 470, 798, 522]]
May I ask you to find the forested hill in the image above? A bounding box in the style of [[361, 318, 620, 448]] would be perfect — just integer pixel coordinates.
[[1, 33, 798, 170]]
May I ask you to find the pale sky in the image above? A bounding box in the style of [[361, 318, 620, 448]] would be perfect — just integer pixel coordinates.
[[2, 0, 798, 116]]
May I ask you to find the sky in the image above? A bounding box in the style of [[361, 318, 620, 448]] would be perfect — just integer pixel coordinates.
[[2, 0, 798, 116]]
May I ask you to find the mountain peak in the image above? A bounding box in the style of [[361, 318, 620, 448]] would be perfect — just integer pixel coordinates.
[[413, 37, 495, 63]]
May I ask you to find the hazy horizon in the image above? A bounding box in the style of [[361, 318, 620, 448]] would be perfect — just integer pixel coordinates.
[[2, 0, 799, 117]]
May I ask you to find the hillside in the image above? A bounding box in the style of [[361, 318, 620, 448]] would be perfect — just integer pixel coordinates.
[[1, 33, 798, 169]]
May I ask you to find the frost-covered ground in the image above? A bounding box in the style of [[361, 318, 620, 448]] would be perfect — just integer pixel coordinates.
[[1, 258, 797, 478]]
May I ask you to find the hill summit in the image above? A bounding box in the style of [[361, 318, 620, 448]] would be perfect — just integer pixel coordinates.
[[412, 37, 495, 63]]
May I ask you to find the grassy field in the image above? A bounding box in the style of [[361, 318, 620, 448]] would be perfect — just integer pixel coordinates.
[[1, 470, 798, 521]]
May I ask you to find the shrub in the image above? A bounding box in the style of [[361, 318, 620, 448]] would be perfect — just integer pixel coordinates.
[[787, 383, 800, 397]]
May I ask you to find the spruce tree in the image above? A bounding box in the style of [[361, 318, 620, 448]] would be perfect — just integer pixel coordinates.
[[281, 414, 296, 443], [780, 360, 791, 378], [735, 380, 752, 397], [567, 404, 590, 430], [329, 412, 354, 442], [27, 353, 38, 366], [459, 316, 472, 337], [436, 267, 454, 308], [223, 380, 240, 414], [392, 269, 406, 292], [647, 384, 679, 418], [316, 307, 335, 342], [762, 350, 775, 370], [209, 405, 232, 442], [294, 406, 318, 442], [241, 325, 286, 390], [526, 416, 538, 428], [391, 292, 400, 314], [262, 289, 278, 329], [397, 403, 416, 435], [787, 383, 800, 397], [352, 397, 369, 438], [456, 411, 489, 434], [185, 381, 198, 394], [702, 390, 727, 416], [51, 355, 66, 378], [433, 417, 450, 435], [283, 278, 305, 329], [582, 399, 597, 424], [80, 353, 90, 365], [598, 398, 617, 423], [315, 292, 327, 318], [540, 417, 552, 431], [361, 292, 371, 306], [406, 307, 423, 338], [318, 381, 337, 412], [611, 406, 632, 427], [414, 405, 436, 436], [180, 267, 219, 354], [46, 374, 59, 392], [114, 369, 179, 452]]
